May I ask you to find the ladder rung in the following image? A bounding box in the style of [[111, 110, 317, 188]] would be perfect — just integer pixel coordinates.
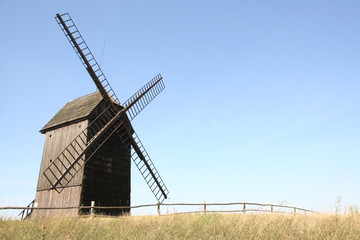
[[155, 188, 161, 198], [141, 168, 148, 175], [47, 168, 58, 180], [66, 170, 74, 178], [149, 180, 156, 189], [144, 171, 151, 179], [69, 31, 79, 35], [51, 163, 62, 176], [57, 158, 68, 169], [61, 18, 72, 24]]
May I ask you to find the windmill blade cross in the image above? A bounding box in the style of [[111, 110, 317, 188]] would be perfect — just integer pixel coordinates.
[[49, 12, 169, 202], [43, 76, 166, 196]]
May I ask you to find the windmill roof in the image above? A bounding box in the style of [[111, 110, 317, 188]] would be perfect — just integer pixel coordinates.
[[40, 92, 103, 133]]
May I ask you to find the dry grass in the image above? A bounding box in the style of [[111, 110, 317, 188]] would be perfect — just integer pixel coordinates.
[[1, 213, 360, 239]]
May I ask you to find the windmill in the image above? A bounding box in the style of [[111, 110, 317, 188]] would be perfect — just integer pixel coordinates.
[[30, 13, 169, 218]]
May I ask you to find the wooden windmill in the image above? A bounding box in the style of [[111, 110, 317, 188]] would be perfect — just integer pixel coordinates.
[[32, 13, 169, 218]]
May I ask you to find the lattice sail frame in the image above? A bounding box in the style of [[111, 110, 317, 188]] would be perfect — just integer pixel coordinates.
[[42, 13, 169, 203]]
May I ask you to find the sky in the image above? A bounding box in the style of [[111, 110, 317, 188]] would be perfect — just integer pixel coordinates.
[[1, 0, 360, 217]]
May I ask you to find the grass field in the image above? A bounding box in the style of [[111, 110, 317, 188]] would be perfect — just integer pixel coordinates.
[[1, 213, 360, 239]]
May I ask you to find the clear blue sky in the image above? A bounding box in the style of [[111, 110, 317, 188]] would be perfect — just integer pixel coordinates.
[[1, 0, 360, 217]]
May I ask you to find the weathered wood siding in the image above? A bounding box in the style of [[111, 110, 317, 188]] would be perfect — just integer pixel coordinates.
[[32, 186, 81, 218], [80, 131, 131, 215], [36, 120, 88, 190]]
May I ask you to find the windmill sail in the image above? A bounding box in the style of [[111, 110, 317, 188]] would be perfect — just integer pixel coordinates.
[[55, 13, 119, 109], [122, 74, 165, 121], [130, 132, 169, 202]]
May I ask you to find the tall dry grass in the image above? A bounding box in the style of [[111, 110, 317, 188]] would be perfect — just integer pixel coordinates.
[[1, 213, 360, 239]]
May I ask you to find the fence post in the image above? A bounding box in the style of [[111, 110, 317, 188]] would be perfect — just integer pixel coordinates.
[[271, 204, 273, 214], [243, 202, 246, 213], [203, 201, 207, 214], [90, 201, 95, 216], [157, 201, 161, 216], [294, 207, 296, 214]]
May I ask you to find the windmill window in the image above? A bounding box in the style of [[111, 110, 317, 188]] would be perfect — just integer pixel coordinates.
[[49, 159, 52, 163], [49, 134, 52, 138]]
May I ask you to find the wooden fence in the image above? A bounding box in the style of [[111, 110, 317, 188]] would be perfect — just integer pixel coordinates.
[[1, 202, 317, 219]]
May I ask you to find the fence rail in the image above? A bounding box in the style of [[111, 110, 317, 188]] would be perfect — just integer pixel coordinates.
[[0, 202, 317, 219]]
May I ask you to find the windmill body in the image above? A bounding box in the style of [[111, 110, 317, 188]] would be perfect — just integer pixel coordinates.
[[32, 93, 132, 217], [28, 13, 168, 219]]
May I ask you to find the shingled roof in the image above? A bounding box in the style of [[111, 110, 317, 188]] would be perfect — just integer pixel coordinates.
[[40, 92, 103, 133]]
